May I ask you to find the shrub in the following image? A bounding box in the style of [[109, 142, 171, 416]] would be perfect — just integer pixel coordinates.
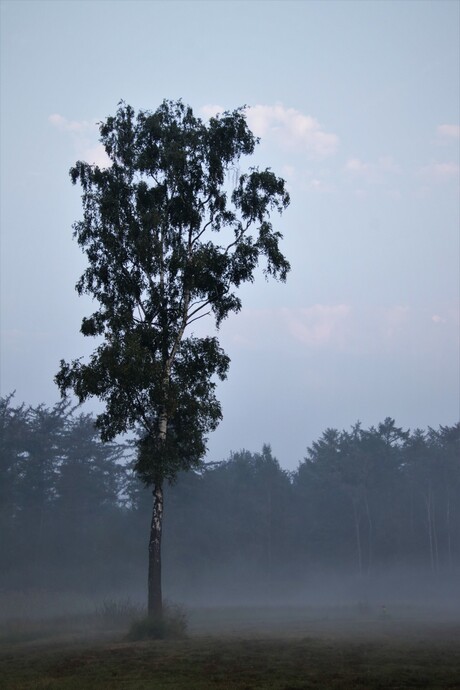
[[127, 602, 188, 640], [94, 597, 145, 627]]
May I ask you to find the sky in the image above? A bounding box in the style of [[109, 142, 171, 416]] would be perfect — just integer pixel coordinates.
[[1, 0, 459, 470]]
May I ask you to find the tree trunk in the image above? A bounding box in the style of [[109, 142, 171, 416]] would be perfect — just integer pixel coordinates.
[[148, 481, 164, 618]]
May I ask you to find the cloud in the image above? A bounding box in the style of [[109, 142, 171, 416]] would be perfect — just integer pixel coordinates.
[[49, 113, 111, 168], [246, 104, 339, 158], [418, 162, 459, 180], [345, 155, 401, 181], [200, 104, 225, 119], [221, 304, 351, 351], [49, 113, 94, 134], [294, 168, 335, 194], [436, 124, 460, 140], [308, 178, 331, 192], [220, 303, 458, 361], [80, 143, 112, 168], [283, 305, 351, 347], [346, 158, 370, 174]]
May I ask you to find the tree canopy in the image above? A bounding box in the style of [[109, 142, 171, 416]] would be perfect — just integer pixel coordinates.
[[56, 99, 290, 483]]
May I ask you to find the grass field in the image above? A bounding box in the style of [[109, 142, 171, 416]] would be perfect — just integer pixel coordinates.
[[1, 604, 459, 689]]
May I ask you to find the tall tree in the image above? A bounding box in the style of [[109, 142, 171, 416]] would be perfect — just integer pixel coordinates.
[[0, 394, 29, 574], [56, 100, 290, 616], [19, 401, 69, 577], [54, 412, 126, 570]]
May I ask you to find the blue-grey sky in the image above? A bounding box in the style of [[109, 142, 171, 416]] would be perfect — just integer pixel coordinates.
[[1, 0, 459, 469]]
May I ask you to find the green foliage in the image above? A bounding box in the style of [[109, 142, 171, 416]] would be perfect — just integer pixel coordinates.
[[0, 395, 128, 587], [56, 99, 290, 486]]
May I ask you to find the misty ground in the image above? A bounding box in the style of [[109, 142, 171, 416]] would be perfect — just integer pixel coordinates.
[[1, 587, 459, 690]]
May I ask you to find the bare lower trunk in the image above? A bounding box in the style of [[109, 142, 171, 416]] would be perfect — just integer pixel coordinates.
[[148, 482, 164, 618]]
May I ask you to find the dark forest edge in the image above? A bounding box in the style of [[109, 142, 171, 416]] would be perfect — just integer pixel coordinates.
[[1, 393, 459, 605]]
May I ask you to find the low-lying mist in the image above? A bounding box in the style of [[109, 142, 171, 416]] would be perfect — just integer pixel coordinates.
[[1, 564, 459, 626]]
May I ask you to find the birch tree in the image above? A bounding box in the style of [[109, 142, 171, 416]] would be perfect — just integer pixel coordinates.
[[55, 100, 290, 616]]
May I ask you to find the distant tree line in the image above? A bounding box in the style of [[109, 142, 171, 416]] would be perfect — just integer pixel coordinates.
[[1, 394, 459, 597]]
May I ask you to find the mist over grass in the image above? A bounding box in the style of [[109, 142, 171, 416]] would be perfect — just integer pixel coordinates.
[[1, 593, 459, 690], [1, 563, 459, 633], [1, 565, 459, 688]]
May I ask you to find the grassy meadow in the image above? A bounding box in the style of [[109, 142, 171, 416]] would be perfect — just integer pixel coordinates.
[[1, 596, 459, 689]]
